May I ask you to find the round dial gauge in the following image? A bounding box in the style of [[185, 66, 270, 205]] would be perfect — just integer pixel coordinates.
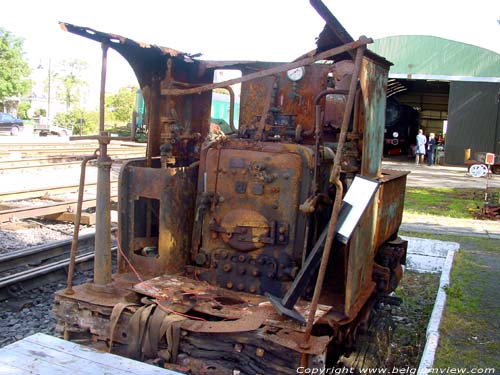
[[286, 66, 305, 81]]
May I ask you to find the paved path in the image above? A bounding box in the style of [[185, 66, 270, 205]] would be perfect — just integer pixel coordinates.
[[401, 212, 500, 239], [382, 158, 500, 189]]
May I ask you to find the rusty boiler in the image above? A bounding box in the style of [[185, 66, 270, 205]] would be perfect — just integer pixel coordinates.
[[54, 2, 409, 374]]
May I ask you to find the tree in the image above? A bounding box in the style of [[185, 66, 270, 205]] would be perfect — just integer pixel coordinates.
[[54, 59, 88, 111], [0, 28, 31, 105], [17, 102, 31, 119], [53, 108, 98, 135], [106, 86, 137, 124]]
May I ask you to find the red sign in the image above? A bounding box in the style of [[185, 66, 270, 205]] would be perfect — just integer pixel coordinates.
[[485, 153, 495, 165]]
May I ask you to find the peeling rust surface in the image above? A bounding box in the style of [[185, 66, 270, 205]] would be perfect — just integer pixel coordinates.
[[55, 2, 408, 372]]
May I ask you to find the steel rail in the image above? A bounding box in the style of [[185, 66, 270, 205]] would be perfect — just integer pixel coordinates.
[[0, 181, 119, 201], [0, 252, 95, 289], [0, 232, 96, 274], [0, 232, 117, 299], [0, 247, 116, 292], [0, 148, 146, 156], [0, 155, 144, 170], [0, 142, 146, 149], [0, 194, 118, 223]]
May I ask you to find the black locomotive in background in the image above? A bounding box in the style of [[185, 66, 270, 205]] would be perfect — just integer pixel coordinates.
[[384, 97, 420, 156]]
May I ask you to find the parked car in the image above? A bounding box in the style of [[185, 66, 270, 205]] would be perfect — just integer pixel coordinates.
[[33, 117, 71, 137], [0, 112, 24, 136]]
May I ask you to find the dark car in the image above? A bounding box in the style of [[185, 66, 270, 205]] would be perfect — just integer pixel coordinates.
[[0, 112, 24, 135]]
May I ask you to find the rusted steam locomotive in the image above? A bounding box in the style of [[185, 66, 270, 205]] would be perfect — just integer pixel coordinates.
[[54, 2, 408, 374]]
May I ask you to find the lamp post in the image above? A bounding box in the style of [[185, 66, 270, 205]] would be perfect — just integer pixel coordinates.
[[37, 59, 51, 122]]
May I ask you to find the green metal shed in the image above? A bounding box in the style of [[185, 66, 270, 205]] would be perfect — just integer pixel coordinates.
[[369, 35, 500, 164]]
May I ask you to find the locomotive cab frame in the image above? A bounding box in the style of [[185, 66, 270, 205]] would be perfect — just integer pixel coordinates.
[[54, 3, 409, 373]]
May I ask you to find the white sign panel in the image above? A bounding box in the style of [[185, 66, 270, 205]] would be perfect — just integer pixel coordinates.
[[336, 175, 380, 244]]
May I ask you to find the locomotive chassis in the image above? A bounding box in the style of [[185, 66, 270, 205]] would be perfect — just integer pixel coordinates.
[[54, 2, 409, 373]]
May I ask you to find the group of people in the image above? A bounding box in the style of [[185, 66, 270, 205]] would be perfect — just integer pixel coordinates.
[[415, 129, 436, 166]]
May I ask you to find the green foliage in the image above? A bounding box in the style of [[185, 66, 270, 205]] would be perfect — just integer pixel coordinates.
[[53, 108, 98, 135], [106, 86, 137, 124], [53, 59, 88, 111], [17, 102, 31, 119], [0, 28, 31, 101], [33, 108, 46, 117]]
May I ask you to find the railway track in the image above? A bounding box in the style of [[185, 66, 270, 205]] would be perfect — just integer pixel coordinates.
[[0, 181, 119, 201], [0, 141, 146, 163], [0, 194, 118, 223], [0, 157, 142, 174], [0, 231, 116, 300]]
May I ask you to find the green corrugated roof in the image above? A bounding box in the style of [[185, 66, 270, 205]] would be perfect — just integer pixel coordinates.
[[369, 35, 500, 82]]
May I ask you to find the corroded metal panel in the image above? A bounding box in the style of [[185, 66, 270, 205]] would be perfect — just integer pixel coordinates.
[[240, 64, 331, 136], [118, 163, 198, 276], [360, 56, 389, 178], [345, 56, 389, 317], [194, 140, 314, 297], [374, 170, 409, 249]]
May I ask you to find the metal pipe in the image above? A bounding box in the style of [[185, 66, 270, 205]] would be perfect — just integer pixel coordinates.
[[313, 104, 322, 192], [222, 86, 237, 134], [64, 150, 98, 294], [303, 89, 349, 137], [303, 45, 366, 344], [94, 140, 113, 286], [162, 37, 372, 96], [93, 42, 113, 287], [99, 44, 108, 133]]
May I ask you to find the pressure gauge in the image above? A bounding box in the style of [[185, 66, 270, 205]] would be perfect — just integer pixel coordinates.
[[286, 66, 305, 81]]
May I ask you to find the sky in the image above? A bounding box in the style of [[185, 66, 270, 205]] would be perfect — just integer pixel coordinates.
[[2, 0, 499, 104]]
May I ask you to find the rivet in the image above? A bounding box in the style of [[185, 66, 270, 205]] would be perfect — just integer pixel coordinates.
[[249, 285, 257, 293], [256, 348, 265, 357], [226, 282, 233, 289], [237, 283, 245, 291], [223, 264, 232, 272], [234, 343, 243, 353], [252, 269, 260, 277]]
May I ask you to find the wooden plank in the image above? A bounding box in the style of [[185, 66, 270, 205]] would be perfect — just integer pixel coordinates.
[[0, 195, 117, 223], [0, 346, 69, 375], [0, 361, 31, 374], [44, 212, 96, 225], [22, 334, 182, 374]]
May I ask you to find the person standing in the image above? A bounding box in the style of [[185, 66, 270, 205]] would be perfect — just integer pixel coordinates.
[[427, 132, 436, 166], [415, 129, 427, 165]]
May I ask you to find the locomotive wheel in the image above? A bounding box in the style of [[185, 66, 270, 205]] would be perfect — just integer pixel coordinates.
[[336, 307, 395, 372]]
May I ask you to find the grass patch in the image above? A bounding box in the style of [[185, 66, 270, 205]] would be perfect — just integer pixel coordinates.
[[437, 250, 500, 368], [389, 272, 440, 367], [400, 231, 500, 368], [404, 187, 487, 219]]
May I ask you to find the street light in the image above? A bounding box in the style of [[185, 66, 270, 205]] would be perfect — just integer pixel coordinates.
[[37, 59, 51, 122]]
